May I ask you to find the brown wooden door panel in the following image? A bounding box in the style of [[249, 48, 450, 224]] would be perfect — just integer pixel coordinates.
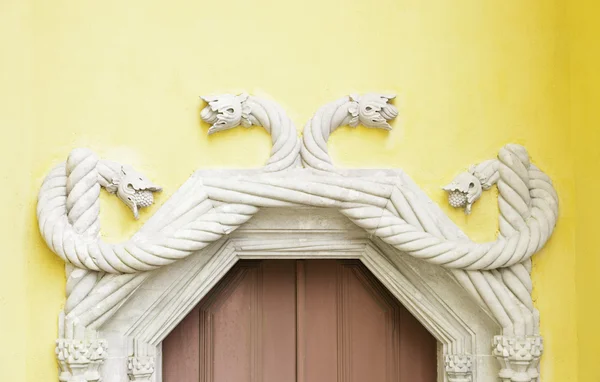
[[259, 260, 297, 382], [342, 262, 402, 382], [299, 260, 338, 382], [163, 260, 437, 382], [399, 307, 438, 382], [162, 306, 200, 382], [201, 264, 256, 382], [300, 260, 404, 382], [199, 261, 296, 382]]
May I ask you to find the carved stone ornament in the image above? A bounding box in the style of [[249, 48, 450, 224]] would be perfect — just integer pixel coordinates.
[[445, 354, 474, 382], [37, 92, 559, 381], [493, 335, 543, 382], [56, 338, 107, 382], [127, 356, 155, 382]]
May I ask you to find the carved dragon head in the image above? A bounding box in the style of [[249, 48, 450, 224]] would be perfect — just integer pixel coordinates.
[[348, 93, 398, 130], [443, 170, 482, 215], [443, 160, 498, 215], [111, 166, 162, 219], [200, 93, 253, 135]]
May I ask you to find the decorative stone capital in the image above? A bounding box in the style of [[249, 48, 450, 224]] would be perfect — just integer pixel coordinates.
[[493, 335, 543, 382], [127, 356, 155, 381], [56, 338, 107, 382], [444, 354, 473, 382]]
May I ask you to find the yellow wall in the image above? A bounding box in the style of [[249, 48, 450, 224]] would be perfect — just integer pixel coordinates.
[[0, 0, 589, 381], [0, 2, 32, 381], [570, 1, 600, 381]]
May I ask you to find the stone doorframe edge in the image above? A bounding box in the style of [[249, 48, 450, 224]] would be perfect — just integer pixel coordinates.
[[131, 239, 474, 348], [116, 217, 492, 382]]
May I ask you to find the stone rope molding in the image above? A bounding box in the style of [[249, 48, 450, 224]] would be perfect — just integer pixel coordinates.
[[200, 93, 301, 172], [38, 97, 558, 274], [36, 93, 559, 382], [300, 93, 398, 172]]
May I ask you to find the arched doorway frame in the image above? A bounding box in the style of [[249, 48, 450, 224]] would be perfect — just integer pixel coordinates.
[[100, 202, 499, 382], [40, 93, 556, 382]]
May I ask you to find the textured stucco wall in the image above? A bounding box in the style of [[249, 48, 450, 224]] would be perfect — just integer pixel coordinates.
[[570, 1, 600, 381], [0, 2, 32, 381], [0, 0, 585, 381]]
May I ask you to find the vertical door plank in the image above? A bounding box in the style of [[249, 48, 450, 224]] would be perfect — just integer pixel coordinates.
[[261, 260, 297, 382], [163, 306, 200, 382], [399, 305, 438, 382], [344, 263, 401, 382], [301, 260, 339, 382], [197, 264, 256, 382], [207, 265, 256, 382], [296, 260, 306, 382], [300, 260, 437, 382], [165, 260, 297, 382]]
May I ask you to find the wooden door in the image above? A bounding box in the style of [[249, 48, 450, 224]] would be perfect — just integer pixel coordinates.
[[163, 260, 437, 382]]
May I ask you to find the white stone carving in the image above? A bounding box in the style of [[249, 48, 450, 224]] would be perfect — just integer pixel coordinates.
[[38, 145, 557, 274], [200, 93, 301, 172], [443, 160, 498, 215], [445, 354, 474, 382], [36, 93, 559, 381], [493, 335, 543, 382], [444, 172, 483, 215], [201, 93, 254, 134], [56, 338, 107, 382], [300, 93, 398, 172], [127, 356, 155, 382], [111, 166, 162, 219]]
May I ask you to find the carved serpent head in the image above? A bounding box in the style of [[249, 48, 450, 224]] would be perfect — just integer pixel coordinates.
[[443, 159, 499, 215], [443, 171, 483, 215], [112, 166, 162, 219], [348, 93, 398, 130], [200, 93, 253, 135]]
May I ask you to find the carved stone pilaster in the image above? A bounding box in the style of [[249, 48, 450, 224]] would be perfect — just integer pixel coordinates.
[[444, 354, 473, 382], [493, 335, 543, 382], [127, 356, 155, 381], [55, 338, 107, 382]]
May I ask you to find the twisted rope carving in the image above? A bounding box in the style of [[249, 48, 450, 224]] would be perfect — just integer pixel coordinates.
[[301, 93, 398, 172], [38, 144, 557, 274], [38, 150, 251, 273], [297, 94, 556, 345], [38, 94, 558, 350], [200, 93, 301, 172], [201, 145, 557, 271]]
